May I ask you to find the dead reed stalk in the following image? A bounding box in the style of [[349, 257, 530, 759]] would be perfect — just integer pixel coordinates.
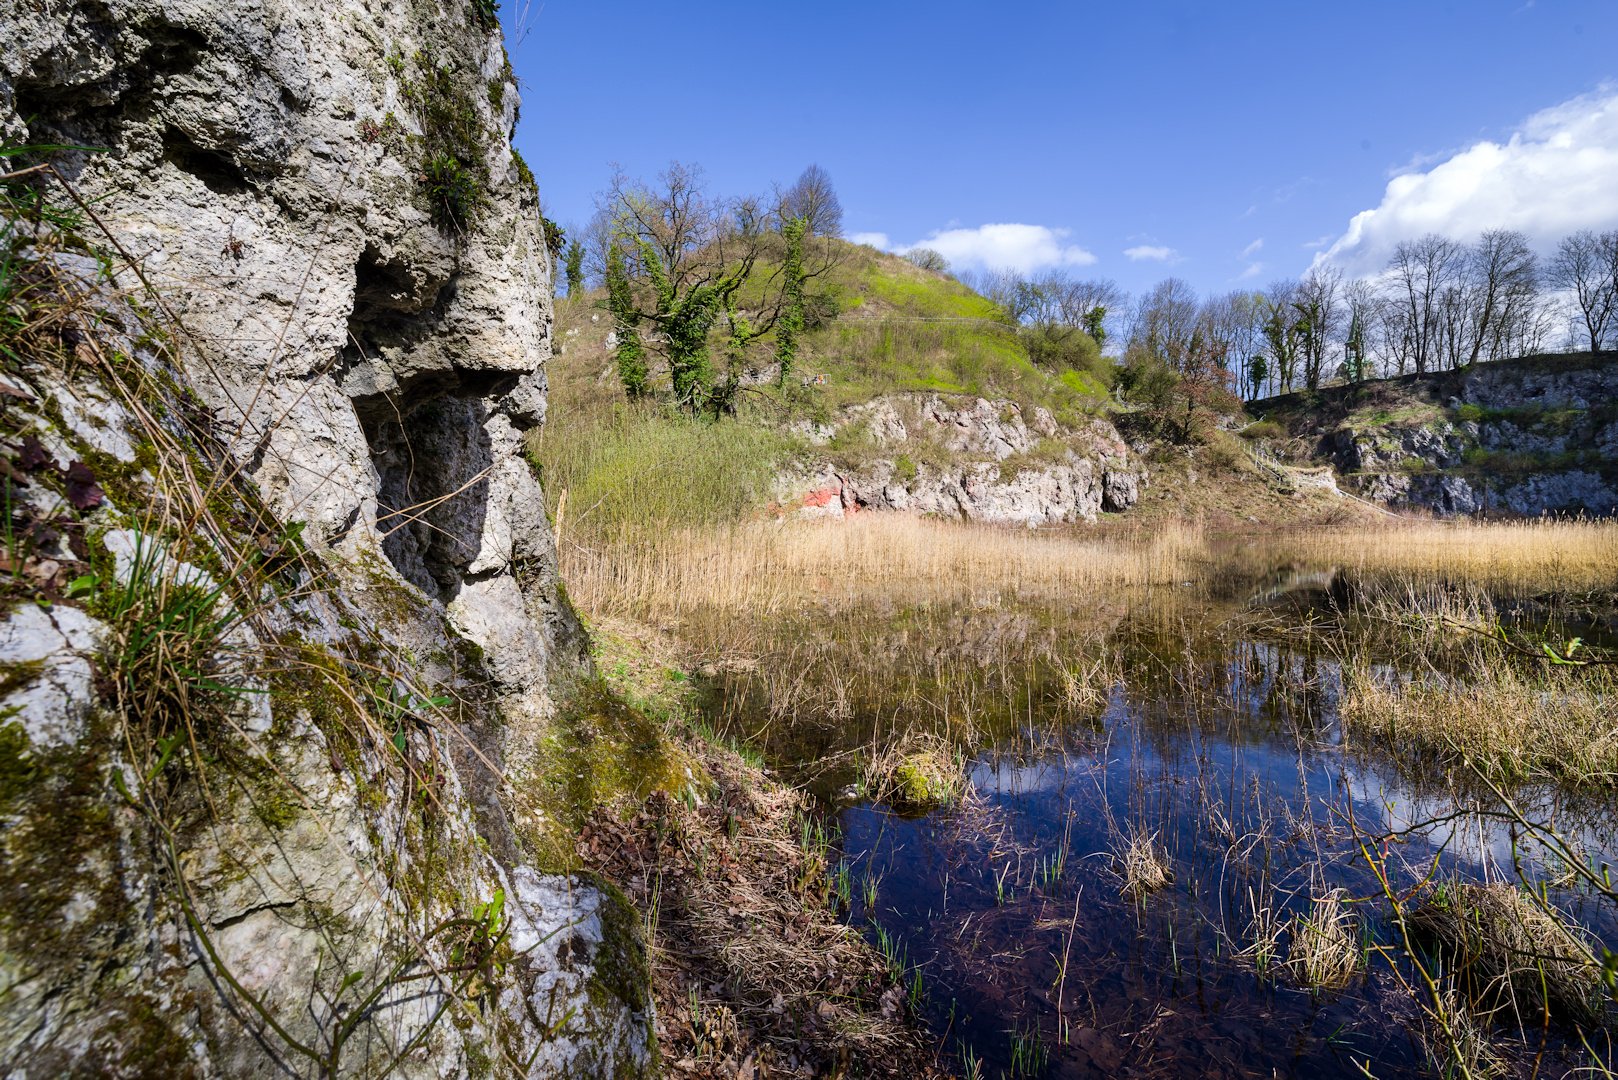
[[560, 515, 1207, 621], [1285, 889, 1361, 989]]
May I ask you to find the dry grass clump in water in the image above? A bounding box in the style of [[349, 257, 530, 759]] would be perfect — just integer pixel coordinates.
[[1283, 518, 1618, 597], [1408, 882, 1605, 1027], [574, 744, 946, 1079], [1341, 660, 1618, 786], [1113, 825, 1172, 897], [1285, 890, 1361, 989], [860, 733, 966, 812], [560, 514, 1206, 621]]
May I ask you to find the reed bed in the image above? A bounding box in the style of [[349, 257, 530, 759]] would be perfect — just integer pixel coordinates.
[[1340, 659, 1618, 786], [1279, 517, 1618, 597], [1407, 882, 1605, 1027], [560, 514, 1207, 621]]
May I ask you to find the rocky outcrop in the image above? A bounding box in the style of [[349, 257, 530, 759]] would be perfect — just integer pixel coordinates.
[[1326, 355, 1618, 517], [779, 394, 1143, 526], [0, 1, 653, 1076]]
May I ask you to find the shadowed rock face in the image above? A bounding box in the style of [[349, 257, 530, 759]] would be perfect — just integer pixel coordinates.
[[1328, 357, 1618, 517], [0, 3, 650, 1077]]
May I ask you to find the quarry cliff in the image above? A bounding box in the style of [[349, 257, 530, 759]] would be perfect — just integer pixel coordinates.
[[0, 0, 658, 1076]]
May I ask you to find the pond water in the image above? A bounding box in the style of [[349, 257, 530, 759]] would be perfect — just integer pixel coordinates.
[[703, 563, 1618, 1079]]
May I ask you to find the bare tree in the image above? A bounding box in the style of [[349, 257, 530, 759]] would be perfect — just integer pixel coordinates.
[[777, 164, 844, 238], [1042, 276, 1128, 348], [1548, 229, 1618, 352], [1341, 279, 1380, 382], [904, 248, 948, 273], [970, 268, 1047, 324], [596, 161, 839, 410], [1196, 291, 1264, 397], [1463, 229, 1539, 365], [1260, 280, 1302, 391], [1293, 266, 1343, 389], [1385, 233, 1466, 374], [1130, 277, 1201, 370]]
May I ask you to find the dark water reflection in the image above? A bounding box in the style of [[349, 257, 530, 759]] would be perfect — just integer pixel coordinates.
[[702, 572, 1618, 1078]]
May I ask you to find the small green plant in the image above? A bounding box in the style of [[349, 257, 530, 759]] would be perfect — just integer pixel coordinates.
[[906, 967, 925, 1012], [1008, 1019, 1048, 1077], [873, 924, 906, 983], [1038, 848, 1066, 894], [364, 674, 451, 756], [93, 530, 251, 777], [419, 152, 481, 231], [862, 870, 880, 916], [833, 860, 852, 909], [994, 863, 1013, 907], [955, 1040, 983, 1080]]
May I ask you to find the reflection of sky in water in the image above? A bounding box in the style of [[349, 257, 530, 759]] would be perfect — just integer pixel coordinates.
[[973, 635, 1618, 878], [724, 574, 1618, 1078]]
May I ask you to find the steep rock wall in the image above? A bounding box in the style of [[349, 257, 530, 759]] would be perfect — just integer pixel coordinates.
[[0, 0, 648, 1076], [779, 394, 1144, 525], [1325, 356, 1618, 516]]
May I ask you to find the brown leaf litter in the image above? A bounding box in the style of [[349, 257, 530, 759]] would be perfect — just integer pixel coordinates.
[[574, 742, 953, 1079]]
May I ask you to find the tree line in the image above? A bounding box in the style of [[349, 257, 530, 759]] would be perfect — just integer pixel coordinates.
[[959, 227, 1618, 402]]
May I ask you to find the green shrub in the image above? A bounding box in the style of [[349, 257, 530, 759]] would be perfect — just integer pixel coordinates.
[[1019, 323, 1107, 385], [1454, 404, 1484, 422], [1203, 434, 1245, 471]]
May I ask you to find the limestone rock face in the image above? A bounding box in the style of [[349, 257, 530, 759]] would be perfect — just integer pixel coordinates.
[[1328, 357, 1618, 517], [0, 0, 650, 1075], [777, 394, 1141, 525]]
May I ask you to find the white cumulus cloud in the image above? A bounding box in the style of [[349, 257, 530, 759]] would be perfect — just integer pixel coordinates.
[[1320, 85, 1618, 275], [1124, 245, 1177, 262], [897, 223, 1096, 273], [849, 232, 891, 250]]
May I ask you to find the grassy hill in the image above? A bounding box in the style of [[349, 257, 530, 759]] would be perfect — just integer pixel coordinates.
[[536, 242, 1117, 534]]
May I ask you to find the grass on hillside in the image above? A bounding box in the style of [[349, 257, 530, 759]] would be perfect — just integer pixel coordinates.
[[551, 240, 1110, 426], [533, 401, 789, 536]]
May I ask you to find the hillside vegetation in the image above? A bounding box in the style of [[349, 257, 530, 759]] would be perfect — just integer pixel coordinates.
[[536, 241, 1117, 535]]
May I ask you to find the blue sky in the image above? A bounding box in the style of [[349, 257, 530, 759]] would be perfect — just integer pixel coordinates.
[[506, 1, 1618, 297]]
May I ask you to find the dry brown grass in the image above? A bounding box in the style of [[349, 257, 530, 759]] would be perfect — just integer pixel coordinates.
[[1341, 659, 1618, 786], [1408, 882, 1605, 1028], [1280, 518, 1618, 596], [561, 514, 1207, 621], [859, 733, 967, 811], [1285, 889, 1361, 989], [1114, 825, 1172, 897], [1421, 984, 1508, 1079], [574, 749, 948, 1080]]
